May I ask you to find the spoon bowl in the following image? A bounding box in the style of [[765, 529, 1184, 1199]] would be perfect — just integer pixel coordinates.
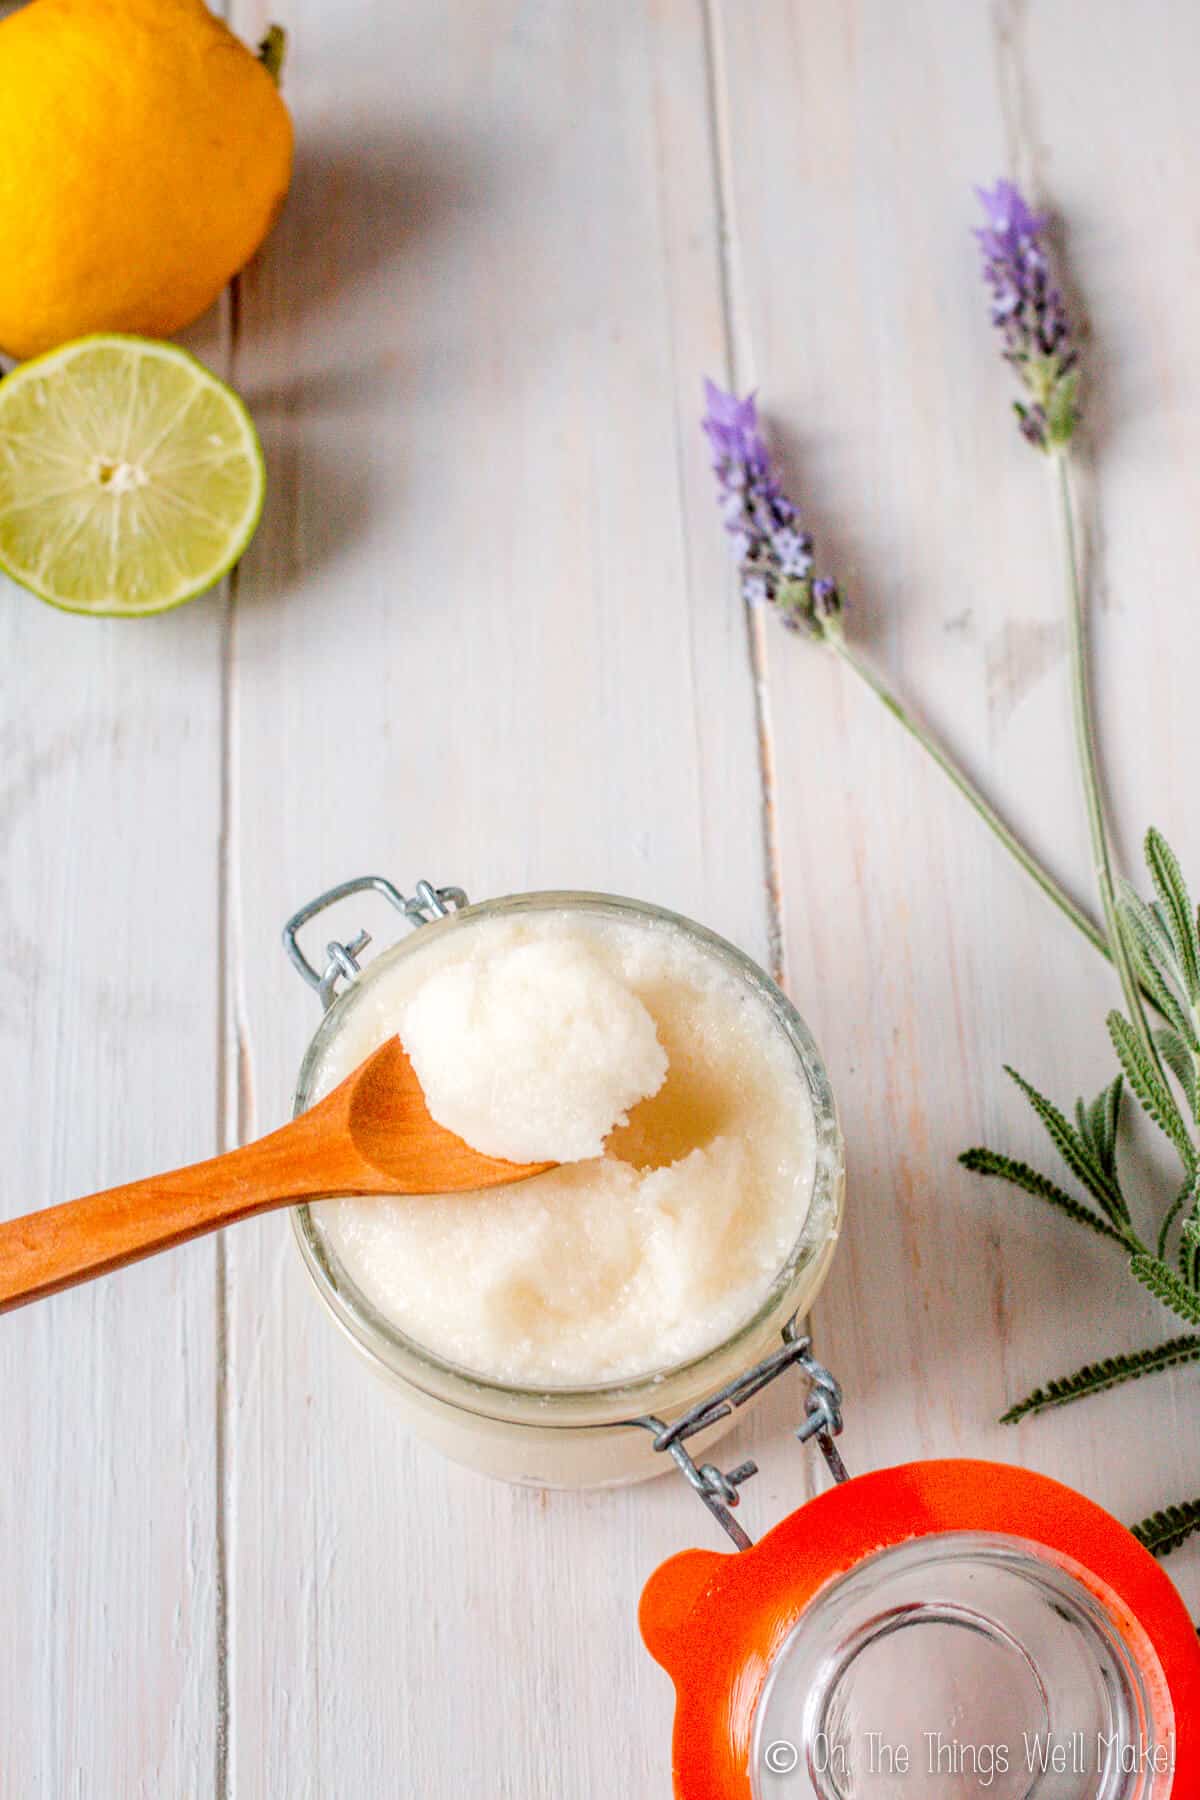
[[342, 1036, 555, 1191]]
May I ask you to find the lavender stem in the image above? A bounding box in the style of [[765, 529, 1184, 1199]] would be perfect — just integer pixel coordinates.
[[1054, 453, 1161, 1058], [825, 629, 1123, 970], [701, 374, 1157, 1007]]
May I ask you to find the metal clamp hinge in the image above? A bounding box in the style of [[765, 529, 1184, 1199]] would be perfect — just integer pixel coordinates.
[[282, 876, 468, 1008], [628, 1319, 848, 1550]]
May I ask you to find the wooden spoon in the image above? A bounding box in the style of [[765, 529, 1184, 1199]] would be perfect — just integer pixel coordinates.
[[0, 1038, 553, 1314]]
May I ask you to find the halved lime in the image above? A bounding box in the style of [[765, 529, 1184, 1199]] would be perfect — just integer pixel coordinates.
[[0, 334, 265, 616]]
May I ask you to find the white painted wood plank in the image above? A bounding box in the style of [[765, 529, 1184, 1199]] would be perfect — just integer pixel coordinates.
[[712, 0, 1200, 1619], [0, 312, 227, 1789], [223, 2, 771, 1795]]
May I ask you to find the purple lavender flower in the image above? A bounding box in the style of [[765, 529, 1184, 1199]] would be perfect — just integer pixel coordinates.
[[702, 379, 840, 635], [974, 180, 1079, 450]]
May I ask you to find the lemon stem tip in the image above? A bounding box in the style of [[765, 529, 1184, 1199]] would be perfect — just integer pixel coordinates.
[[257, 25, 287, 86]]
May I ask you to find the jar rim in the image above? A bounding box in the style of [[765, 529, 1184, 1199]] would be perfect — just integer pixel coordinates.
[[753, 1531, 1162, 1798], [290, 889, 844, 1427]]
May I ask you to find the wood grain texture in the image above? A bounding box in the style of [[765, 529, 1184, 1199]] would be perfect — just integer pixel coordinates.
[[4, 1, 1200, 1794]]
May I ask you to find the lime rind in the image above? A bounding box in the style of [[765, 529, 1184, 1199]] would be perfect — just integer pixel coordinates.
[[0, 334, 265, 616]]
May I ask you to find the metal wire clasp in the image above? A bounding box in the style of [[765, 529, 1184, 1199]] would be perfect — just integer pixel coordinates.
[[282, 876, 468, 1008], [628, 1319, 848, 1551]]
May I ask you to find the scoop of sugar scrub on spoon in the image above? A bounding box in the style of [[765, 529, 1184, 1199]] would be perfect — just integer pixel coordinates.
[[0, 1038, 555, 1314], [397, 935, 668, 1163]]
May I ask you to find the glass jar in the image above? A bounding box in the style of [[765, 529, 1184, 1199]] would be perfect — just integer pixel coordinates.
[[283, 877, 844, 1488], [642, 1457, 1200, 1798]]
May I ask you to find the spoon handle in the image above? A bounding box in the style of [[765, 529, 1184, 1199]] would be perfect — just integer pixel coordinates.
[[0, 1104, 374, 1314]]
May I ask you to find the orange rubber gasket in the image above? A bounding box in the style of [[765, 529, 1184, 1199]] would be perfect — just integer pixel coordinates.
[[639, 1459, 1200, 1799]]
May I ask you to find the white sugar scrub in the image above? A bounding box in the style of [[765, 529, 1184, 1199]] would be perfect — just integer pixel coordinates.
[[309, 908, 819, 1388]]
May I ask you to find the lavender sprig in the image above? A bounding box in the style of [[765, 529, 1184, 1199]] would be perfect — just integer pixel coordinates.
[[701, 379, 1131, 979], [702, 380, 841, 636], [973, 178, 1154, 1062], [974, 179, 1079, 450]]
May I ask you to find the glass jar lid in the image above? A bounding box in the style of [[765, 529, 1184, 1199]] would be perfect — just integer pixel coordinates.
[[640, 1461, 1200, 1799]]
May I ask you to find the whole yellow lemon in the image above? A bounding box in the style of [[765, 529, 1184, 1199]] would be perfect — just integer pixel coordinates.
[[0, 0, 293, 359]]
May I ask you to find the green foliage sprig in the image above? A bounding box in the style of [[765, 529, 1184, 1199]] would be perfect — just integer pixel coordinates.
[[1132, 1501, 1200, 1559], [999, 1336, 1200, 1425], [961, 828, 1200, 1557]]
